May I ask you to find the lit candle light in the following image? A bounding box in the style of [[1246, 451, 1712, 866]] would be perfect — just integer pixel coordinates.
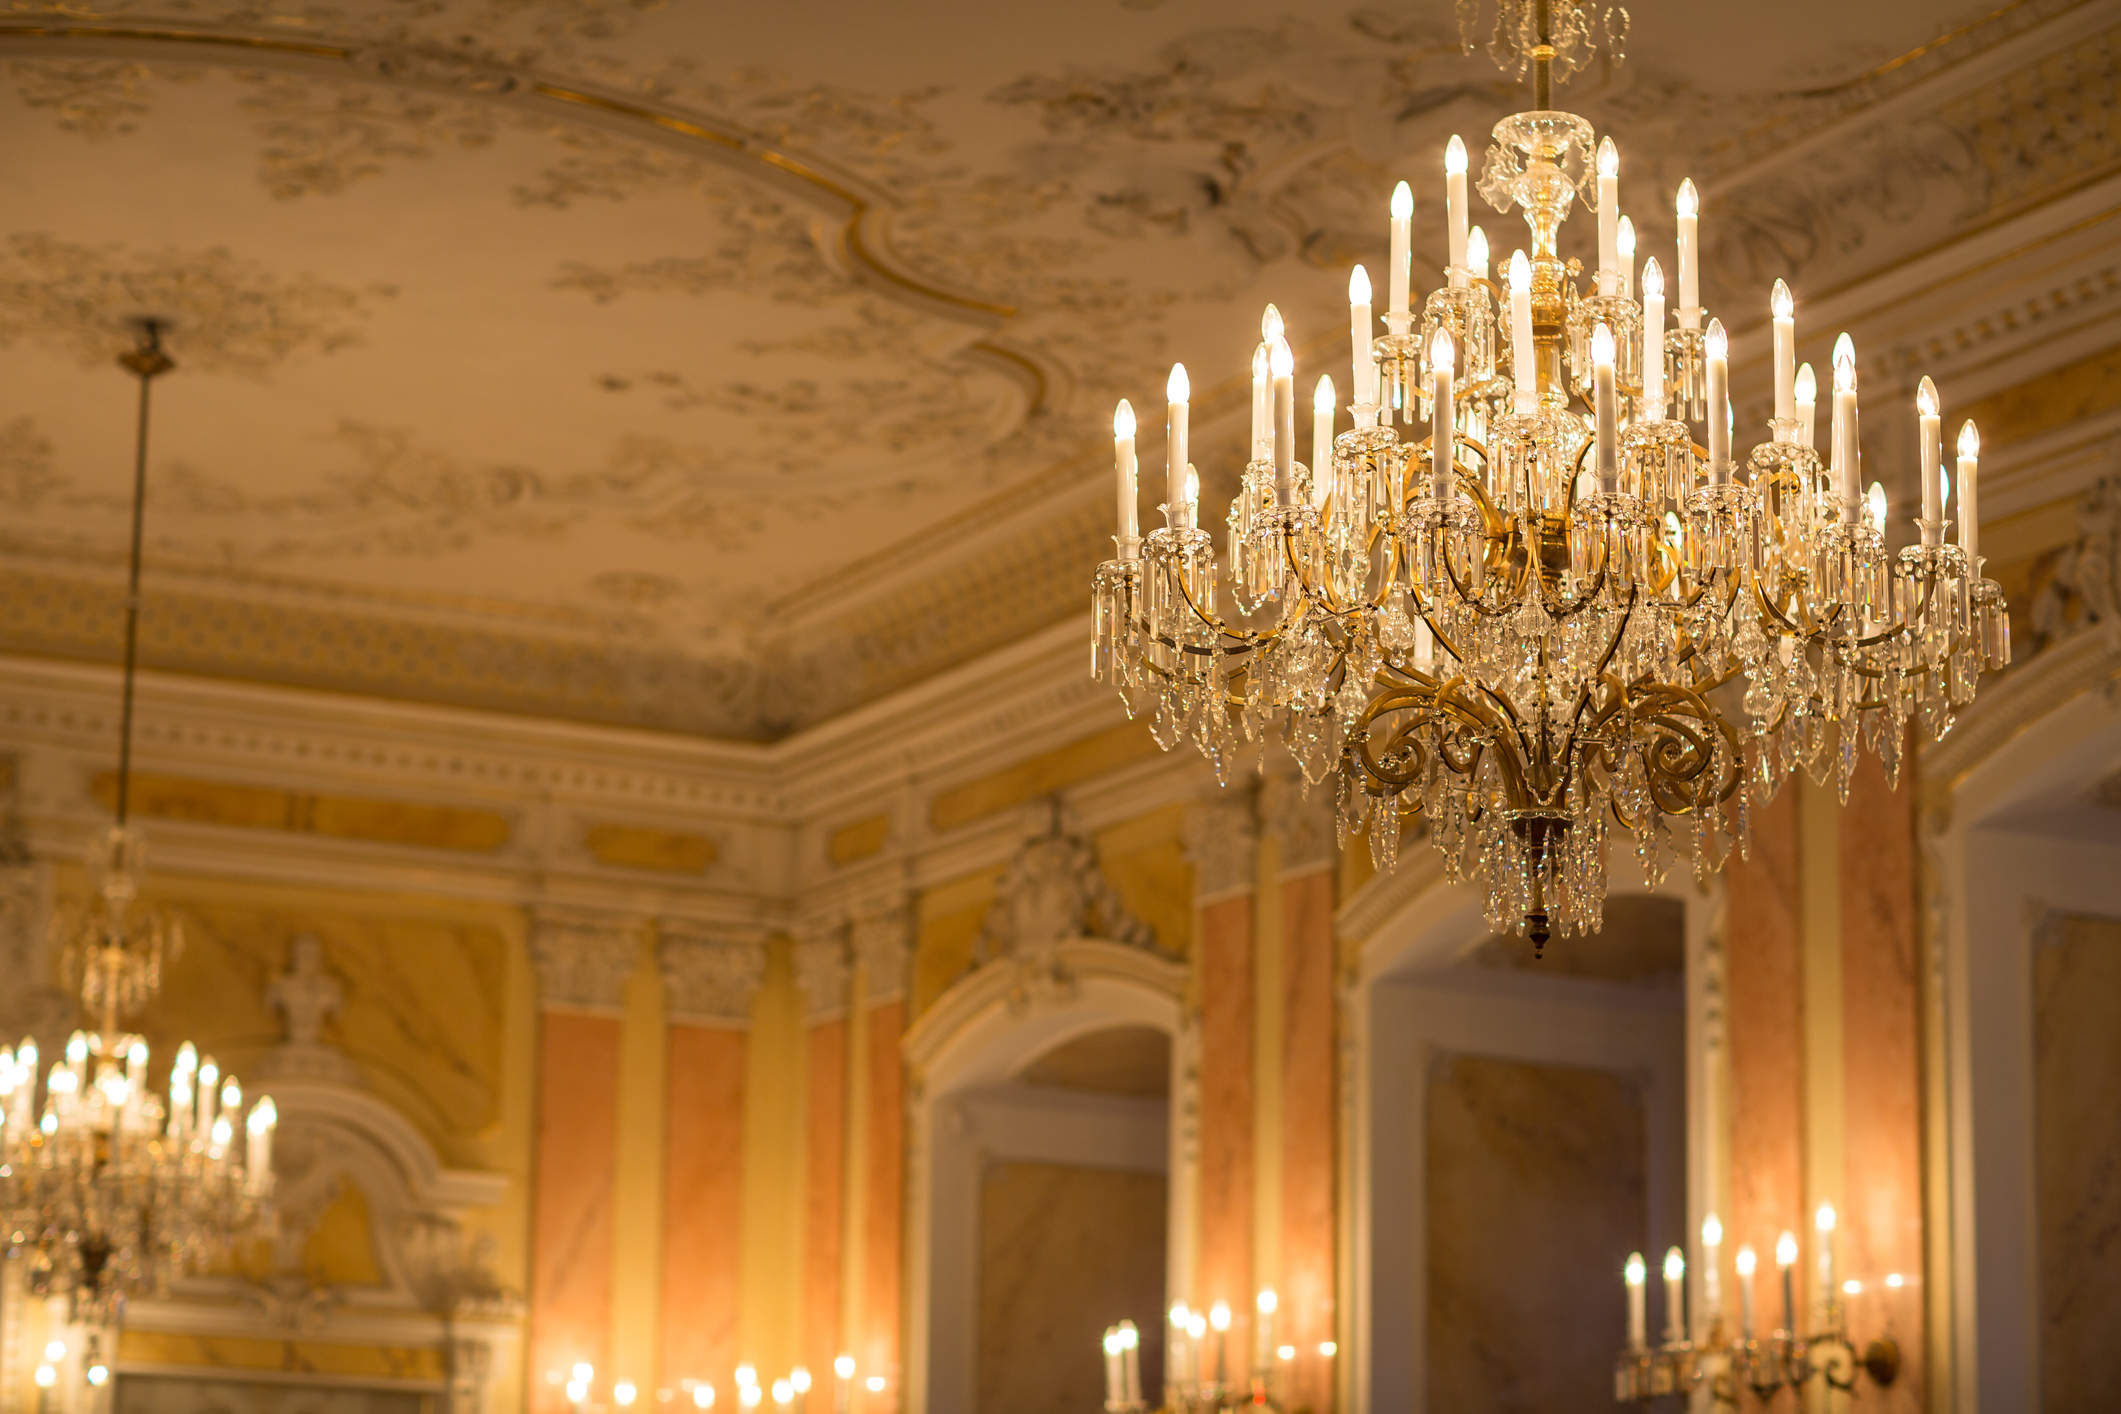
[[1118, 1321, 1141, 1405], [1958, 420, 1981, 564], [1272, 336, 1295, 505], [1169, 1305, 1191, 1386], [1113, 400, 1138, 552], [1430, 328, 1455, 501], [1917, 376, 1941, 529], [1832, 334, 1860, 519], [1771, 279, 1795, 427], [1467, 225, 1489, 284], [1313, 376, 1335, 509], [1209, 1300, 1231, 1387], [1776, 1231, 1799, 1335], [1445, 137, 1469, 276], [1508, 250, 1535, 414], [832, 1355, 854, 1414], [1662, 1247, 1686, 1346], [1389, 181, 1414, 319], [1735, 1244, 1758, 1340], [1675, 179, 1700, 320], [1625, 1252, 1648, 1351], [1591, 322, 1618, 493], [1868, 482, 1887, 534], [1166, 363, 1189, 520], [1596, 138, 1619, 290], [1348, 265, 1375, 412], [1640, 257, 1665, 419], [1795, 363, 1817, 451], [1701, 1214, 1723, 1332], [1182, 465, 1199, 530], [1250, 344, 1270, 459], [246, 1095, 275, 1192], [1102, 1329, 1122, 1410], [1255, 1289, 1277, 1376], [1816, 1204, 1838, 1313], [1616, 215, 1635, 299], [1704, 318, 1731, 482]]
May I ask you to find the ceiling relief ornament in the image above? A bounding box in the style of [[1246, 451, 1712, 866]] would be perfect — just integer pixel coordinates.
[[969, 807, 1166, 1014], [656, 926, 765, 1026], [0, 233, 385, 374]]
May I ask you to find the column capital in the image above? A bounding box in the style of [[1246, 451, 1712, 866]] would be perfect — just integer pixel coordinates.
[[528, 908, 643, 1013], [657, 925, 766, 1026], [1263, 770, 1338, 876], [1185, 787, 1259, 904]]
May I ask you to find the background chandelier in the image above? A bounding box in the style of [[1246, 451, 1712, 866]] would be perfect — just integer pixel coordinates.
[[0, 322, 275, 1350], [1091, 0, 2010, 952]]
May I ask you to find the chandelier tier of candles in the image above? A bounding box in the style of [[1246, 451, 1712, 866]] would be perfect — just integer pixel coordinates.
[[0, 325, 276, 1338], [1090, 0, 2009, 951]]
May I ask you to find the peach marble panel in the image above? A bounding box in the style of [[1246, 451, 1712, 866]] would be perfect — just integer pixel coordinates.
[[661, 1024, 747, 1392], [1839, 748, 1924, 1411], [1198, 894, 1255, 1351], [805, 1020, 848, 1390], [2035, 915, 2121, 1413], [1727, 785, 1805, 1317], [862, 1000, 905, 1409], [1280, 868, 1336, 1413], [531, 1012, 621, 1410], [976, 1161, 1167, 1414], [1426, 1055, 1646, 1414]]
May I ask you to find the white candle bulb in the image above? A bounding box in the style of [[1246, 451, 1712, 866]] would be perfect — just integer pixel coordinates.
[[1625, 1252, 1648, 1351], [1445, 136, 1469, 275], [1348, 264, 1375, 409], [1183, 465, 1199, 528], [1776, 1230, 1799, 1335], [696, 1387, 715, 1409], [1675, 179, 1700, 317], [1271, 335, 1295, 504], [1958, 420, 1981, 563], [1795, 362, 1817, 450], [1430, 328, 1455, 500], [1167, 363, 1189, 517], [1663, 1247, 1687, 1345], [1210, 1301, 1230, 1332], [1868, 480, 1887, 533], [1771, 279, 1795, 426], [1251, 343, 1270, 457], [1616, 215, 1635, 298], [1701, 1213, 1724, 1329], [1704, 317, 1730, 478], [1832, 333, 1860, 516], [1389, 181, 1414, 318], [1817, 1204, 1838, 1312], [1262, 304, 1283, 344], [1591, 322, 1618, 492], [1508, 249, 1536, 414], [1313, 375, 1335, 509], [1466, 225, 1489, 283], [1641, 256, 1665, 417], [1113, 399, 1139, 552], [1736, 1244, 1758, 1339], [1596, 138, 1619, 286], [1917, 375, 1941, 528]]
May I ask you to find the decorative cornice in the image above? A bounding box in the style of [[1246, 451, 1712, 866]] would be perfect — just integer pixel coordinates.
[[1184, 788, 1259, 903], [657, 926, 766, 1025], [1263, 770, 1338, 876], [529, 908, 642, 1012]]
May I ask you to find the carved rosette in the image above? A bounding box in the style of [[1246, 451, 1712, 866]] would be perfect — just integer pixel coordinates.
[[529, 908, 643, 1013], [1185, 788, 1260, 903], [657, 927, 766, 1025], [1264, 770, 1338, 875]]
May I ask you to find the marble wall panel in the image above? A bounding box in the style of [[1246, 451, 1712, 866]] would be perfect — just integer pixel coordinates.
[[1279, 868, 1336, 1413], [1839, 749, 1924, 1411], [976, 1161, 1167, 1414], [2034, 914, 2121, 1414], [1197, 894, 1255, 1337], [531, 1011, 621, 1406], [1727, 787, 1806, 1296], [662, 1024, 747, 1393], [804, 1019, 849, 1390], [862, 1000, 906, 1410], [1425, 1055, 1646, 1414]]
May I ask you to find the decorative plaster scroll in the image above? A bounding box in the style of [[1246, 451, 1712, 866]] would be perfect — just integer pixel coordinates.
[[1184, 788, 1258, 902], [657, 927, 764, 1025], [528, 908, 642, 1011], [1264, 770, 1337, 875], [969, 815, 1163, 1012], [2027, 475, 2120, 656]]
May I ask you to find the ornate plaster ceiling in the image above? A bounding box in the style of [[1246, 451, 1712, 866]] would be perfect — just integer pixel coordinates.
[[0, 0, 2110, 739]]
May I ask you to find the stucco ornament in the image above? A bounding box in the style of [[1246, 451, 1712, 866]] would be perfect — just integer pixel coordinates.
[[972, 807, 1161, 1012]]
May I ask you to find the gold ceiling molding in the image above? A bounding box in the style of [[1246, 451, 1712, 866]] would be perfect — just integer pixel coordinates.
[[88, 769, 514, 852], [0, 18, 1040, 398]]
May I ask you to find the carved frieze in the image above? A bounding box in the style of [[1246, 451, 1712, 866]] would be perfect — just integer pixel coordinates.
[[529, 909, 643, 1012]]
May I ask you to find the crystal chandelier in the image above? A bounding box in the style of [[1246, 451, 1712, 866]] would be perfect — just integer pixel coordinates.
[[0, 322, 276, 1346], [1091, 0, 2010, 952]]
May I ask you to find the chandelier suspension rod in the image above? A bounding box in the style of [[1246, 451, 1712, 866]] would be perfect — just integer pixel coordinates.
[[1532, 0, 1552, 111], [113, 319, 173, 828]]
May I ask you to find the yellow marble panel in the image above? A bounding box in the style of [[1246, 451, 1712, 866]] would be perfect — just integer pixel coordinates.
[[115, 1330, 447, 1381], [978, 1161, 1167, 1414], [90, 771, 511, 852], [1094, 802, 1194, 959], [928, 718, 1158, 833], [304, 1182, 386, 1289], [2034, 915, 2121, 1411], [1956, 341, 2121, 453], [582, 821, 719, 874], [911, 868, 999, 1018], [827, 813, 892, 867]]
